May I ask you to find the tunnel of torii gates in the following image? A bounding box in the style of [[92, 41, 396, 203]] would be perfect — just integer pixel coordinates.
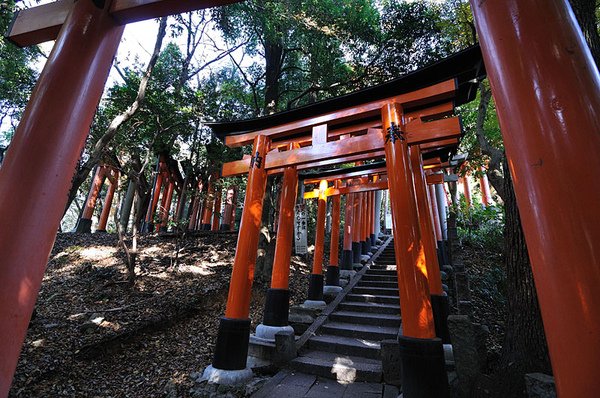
[[0, 0, 599, 397], [73, 152, 240, 234]]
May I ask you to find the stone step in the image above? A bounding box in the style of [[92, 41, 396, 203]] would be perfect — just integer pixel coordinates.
[[345, 293, 399, 305], [368, 264, 397, 271], [330, 310, 401, 328], [352, 286, 399, 296], [307, 334, 381, 359], [365, 269, 398, 276], [290, 350, 382, 383], [361, 274, 398, 282], [320, 321, 399, 340], [358, 280, 398, 288], [338, 301, 400, 315], [373, 256, 396, 261]]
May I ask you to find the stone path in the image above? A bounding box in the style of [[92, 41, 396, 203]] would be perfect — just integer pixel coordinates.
[[251, 370, 399, 398], [252, 238, 402, 397]]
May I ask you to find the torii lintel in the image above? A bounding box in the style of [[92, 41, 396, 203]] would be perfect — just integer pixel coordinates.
[[7, 0, 242, 47]]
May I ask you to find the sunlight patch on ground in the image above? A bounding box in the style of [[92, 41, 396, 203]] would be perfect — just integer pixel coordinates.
[[331, 357, 357, 384], [143, 246, 163, 255], [177, 264, 218, 275], [79, 246, 117, 260]]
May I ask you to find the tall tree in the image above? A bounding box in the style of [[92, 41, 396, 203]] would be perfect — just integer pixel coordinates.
[[212, 0, 380, 115]]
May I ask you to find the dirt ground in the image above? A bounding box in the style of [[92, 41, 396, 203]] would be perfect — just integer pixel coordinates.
[[10, 232, 312, 397]]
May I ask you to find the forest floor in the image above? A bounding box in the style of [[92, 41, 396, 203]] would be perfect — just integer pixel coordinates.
[[10, 232, 312, 398], [10, 231, 512, 398]]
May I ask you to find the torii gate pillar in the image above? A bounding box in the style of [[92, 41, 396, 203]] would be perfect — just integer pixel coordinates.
[[382, 103, 449, 397], [304, 180, 328, 308], [0, 1, 124, 393], [205, 135, 269, 383], [471, 0, 600, 395], [255, 165, 298, 340]]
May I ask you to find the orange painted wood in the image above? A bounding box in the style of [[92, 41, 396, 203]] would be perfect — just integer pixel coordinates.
[[382, 102, 435, 339], [304, 180, 388, 199], [270, 102, 454, 149], [224, 80, 458, 147], [410, 146, 443, 295], [271, 166, 298, 289], [428, 184, 443, 242], [406, 101, 454, 123], [329, 181, 341, 267], [0, 1, 125, 391], [423, 157, 442, 166], [266, 150, 386, 177], [223, 131, 381, 176], [201, 181, 215, 226], [109, 0, 241, 24], [222, 117, 459, 178], [460, 176, 472, 206], [352, 191, 362, 244], [426, 174, 444, 185], [82, 166, 107, 220], [225, 135, 269, 319], [303, 167, 387, 184], [472, 1, 600, 394], [343, 191, 354, 251], [97, 170, 119, 231], [312, 180, 328, 276]]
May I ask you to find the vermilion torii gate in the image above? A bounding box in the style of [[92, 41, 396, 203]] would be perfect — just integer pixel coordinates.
[[203, 46, 483, 392], [75, 163, 120, 233], [0, 1, 242, 394]]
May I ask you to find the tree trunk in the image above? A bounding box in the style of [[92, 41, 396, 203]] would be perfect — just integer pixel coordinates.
[[264, 37, 283, 114], [498, 158, 551, 395], [569, 0, 600, 65], [63, 17, 168, 215]]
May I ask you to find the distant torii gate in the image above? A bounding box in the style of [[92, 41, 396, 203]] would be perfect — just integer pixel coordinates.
[[0, 1, 241, 394]]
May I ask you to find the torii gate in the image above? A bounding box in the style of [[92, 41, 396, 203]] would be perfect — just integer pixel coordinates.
[[204, 45, 483, 393], [0, 1, 241, 394]]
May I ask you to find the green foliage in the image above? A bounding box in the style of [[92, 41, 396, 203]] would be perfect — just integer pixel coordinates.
[[377, 0, 455, 77], [0, 1, 39, 145], [212, 0, 381, 113], [455, 199, 504, 251], [457, 80, 503, 162]]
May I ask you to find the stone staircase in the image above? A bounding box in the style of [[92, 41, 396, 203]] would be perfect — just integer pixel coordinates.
[[290, 240, 400, 382]]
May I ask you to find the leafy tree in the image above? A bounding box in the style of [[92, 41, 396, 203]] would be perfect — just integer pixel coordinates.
[[212, 0, 380, 114], [0, 0, 39, 146], [375, 0, 455, 79]]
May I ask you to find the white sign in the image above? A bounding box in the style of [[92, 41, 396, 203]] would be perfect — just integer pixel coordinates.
[[294, 203, 308, 254], [385, 213, 392, 230]]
